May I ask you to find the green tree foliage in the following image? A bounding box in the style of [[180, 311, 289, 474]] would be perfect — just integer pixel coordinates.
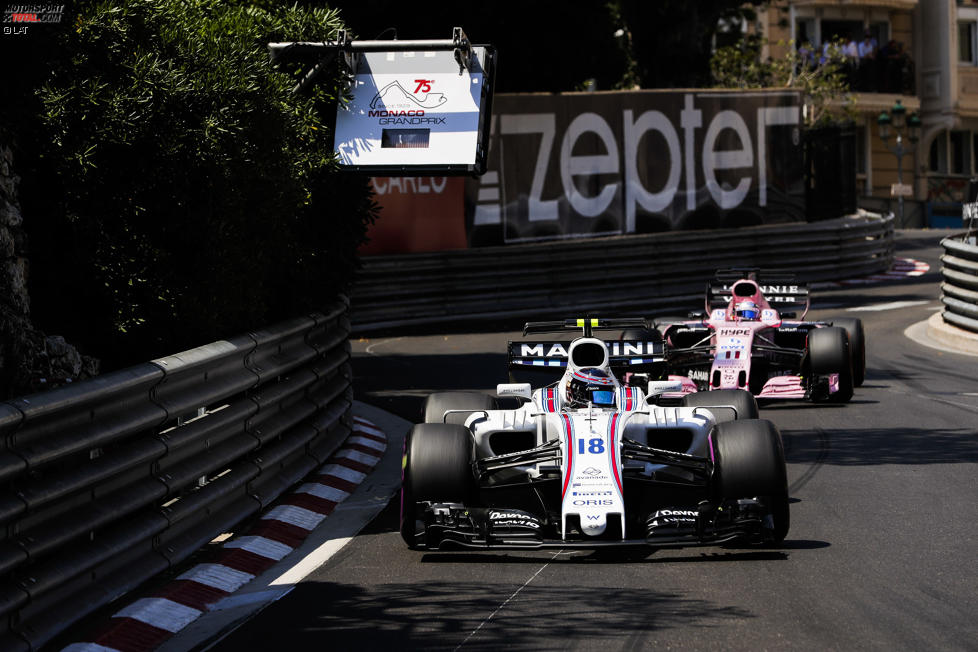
[[326, 0, 631, 92], [21, 1, 375, 367], [329, 0, 765, 91], [615, 0, 763, 89], [711, 35, 856, 126], [327, 0, 765, 92]]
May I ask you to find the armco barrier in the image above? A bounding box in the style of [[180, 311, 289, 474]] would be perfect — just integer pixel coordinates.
[[941, 235, 978, 333], [351, 213, 895, 331], [0, 298, 352, 651]]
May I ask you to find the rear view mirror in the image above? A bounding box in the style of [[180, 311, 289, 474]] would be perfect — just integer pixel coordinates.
[[496, 383, 532, 401], [647, 380, 683, 396]]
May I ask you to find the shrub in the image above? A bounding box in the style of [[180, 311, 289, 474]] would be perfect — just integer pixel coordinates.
[[28, 0, 375, 367]]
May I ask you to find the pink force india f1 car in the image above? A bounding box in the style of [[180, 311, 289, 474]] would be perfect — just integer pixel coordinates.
[[647, 269, 866, 403], [399, 318, 789, 551]]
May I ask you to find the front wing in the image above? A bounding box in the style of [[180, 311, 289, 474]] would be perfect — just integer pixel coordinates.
[[408, 499, 777, 550], [406, 441, 779, 550]]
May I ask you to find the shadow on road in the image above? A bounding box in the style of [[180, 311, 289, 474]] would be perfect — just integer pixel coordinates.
[[213, 574, 759, 651], [782, 426, 978, 465]]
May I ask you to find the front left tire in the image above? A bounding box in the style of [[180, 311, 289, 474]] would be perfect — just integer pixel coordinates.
[[713, 418, 789, 543], [832, 318, 866, 387], [808, 326, 854, 403]]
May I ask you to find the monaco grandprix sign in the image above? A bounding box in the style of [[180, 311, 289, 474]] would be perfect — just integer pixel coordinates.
[[467, 89, 805, 243]]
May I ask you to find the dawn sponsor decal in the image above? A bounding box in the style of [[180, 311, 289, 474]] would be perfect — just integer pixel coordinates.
[[489, 510, 541, 529]]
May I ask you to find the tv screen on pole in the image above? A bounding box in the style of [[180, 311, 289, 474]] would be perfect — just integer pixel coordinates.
[[333, 45, 495, 175]]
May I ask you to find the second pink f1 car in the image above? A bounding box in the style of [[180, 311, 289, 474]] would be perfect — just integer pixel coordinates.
[[650, 269, 866, 403]]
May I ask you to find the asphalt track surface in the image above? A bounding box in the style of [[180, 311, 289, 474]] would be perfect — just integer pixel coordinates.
[[205, 230, 977, 651]]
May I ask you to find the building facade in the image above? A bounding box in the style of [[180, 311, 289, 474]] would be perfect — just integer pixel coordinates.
[[758, 0, 977, 226]]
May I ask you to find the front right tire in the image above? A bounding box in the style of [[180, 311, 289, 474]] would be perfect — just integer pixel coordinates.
[[400, 423, 475, 548]]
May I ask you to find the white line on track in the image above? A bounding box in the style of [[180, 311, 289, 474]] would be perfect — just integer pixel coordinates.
[[269, 536, 356, 587], [846, 300, 932, 312], [454, 550, 562, 651]]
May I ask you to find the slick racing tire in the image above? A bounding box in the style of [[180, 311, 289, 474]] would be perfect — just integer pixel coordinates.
[[808, 326, 854, 403], [400, 423, 475, 548], [682, 389, 759, 422], [423, 391, 498, 425], [713, 419, 789, 544], [621, 327, 663, 343], [831, 318, 866, 387]]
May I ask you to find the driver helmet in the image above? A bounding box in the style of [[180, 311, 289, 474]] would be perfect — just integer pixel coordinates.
[[567, 367, 616, 407], [735, 300, 760, 320]]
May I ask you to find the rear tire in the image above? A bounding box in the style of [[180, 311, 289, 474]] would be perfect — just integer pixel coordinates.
[[400, 423, 475, 548], [808, 327, 853, 403], [423, 391, 497, 424], [682, 389, 759, 422], [713, 419, 789, 543], [832, 318, 866, 387], [621, 327, 663, 343]]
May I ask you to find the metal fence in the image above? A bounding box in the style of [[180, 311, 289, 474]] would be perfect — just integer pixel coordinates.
[[940, 235, 978, 333], [351, 213, 895, 332], [0, 299, 352, 651]]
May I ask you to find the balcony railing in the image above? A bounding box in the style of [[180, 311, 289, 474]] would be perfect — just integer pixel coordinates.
[[844, 56, 915, 95], [797, 43, 916, 95]]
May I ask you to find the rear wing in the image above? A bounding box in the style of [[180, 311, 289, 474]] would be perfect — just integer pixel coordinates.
[[513, 317, 664, 372], [508, 339, 665, 371], [706, 268, 810, 318], [522, 317, 649, 337]]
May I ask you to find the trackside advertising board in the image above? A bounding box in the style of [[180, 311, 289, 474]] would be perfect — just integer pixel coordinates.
[[362, 89, 805, 253]]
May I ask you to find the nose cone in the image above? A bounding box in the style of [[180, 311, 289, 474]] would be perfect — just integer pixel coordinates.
[[581, 513, 608, 536]]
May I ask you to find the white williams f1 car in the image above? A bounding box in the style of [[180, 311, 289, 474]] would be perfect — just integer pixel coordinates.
[[400, 319, 789, 550]]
